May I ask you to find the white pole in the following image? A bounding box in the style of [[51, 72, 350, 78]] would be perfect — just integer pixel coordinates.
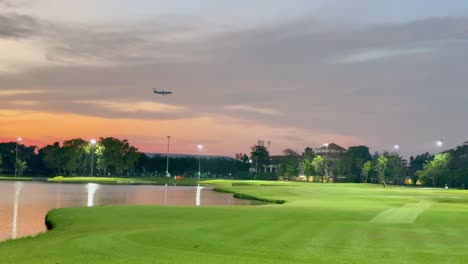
[[197, 144, 203, 180], [198, 155, 201, 180], [90, 147, 94, 177], [89, 139, 96, 177], [325, 144, 329, 178], [14, 141, 19, 177], [166, 136, 171, 177]]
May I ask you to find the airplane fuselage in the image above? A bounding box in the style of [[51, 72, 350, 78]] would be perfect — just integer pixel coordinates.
[[153, 89, 173, 95]]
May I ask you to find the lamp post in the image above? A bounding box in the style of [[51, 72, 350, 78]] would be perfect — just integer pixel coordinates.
[[436, 139, 446, 188], [394, 144, 400, 185], [324, 143, 329, 178], [255, 157, 258, 179], [89, 139, 97, 177], [197, 144, 203, 180], [249, 159, 253, 179], [166, 136, 171, 177], [14, 137, 22, 177]]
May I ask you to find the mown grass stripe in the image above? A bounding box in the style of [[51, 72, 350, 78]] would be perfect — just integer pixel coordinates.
[[370, 201, 432, 224]]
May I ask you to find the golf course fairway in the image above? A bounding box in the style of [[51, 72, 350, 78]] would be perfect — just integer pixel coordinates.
[[1, 181, 468, 263]]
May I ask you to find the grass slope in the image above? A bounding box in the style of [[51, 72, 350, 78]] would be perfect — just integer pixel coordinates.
[[0, 176, 33, 181], [48, 176, 199, 185], [2, 182, 468, 263]]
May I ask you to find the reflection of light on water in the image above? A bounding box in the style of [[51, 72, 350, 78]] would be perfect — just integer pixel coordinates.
[[196, 184, 204, 206], [164, 183, 167, 206], [86, 183, 99, 207], [12, 182, 23, 239]]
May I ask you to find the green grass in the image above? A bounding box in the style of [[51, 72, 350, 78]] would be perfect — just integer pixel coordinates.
[[2, 181, 468, 263], [48, 176, 200, 185], [0, 176, 33, 181], [202, 179, 303, 186]]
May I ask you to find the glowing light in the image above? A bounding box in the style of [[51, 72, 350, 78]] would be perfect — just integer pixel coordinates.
[[90, 139, 97, 145], [394, 144, 400, 150], [17, 137, 22, 142], [197, 144, 203, 151], [436, 139, 443, 148]]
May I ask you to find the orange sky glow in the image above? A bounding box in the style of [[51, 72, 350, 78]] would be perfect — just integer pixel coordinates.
[[0, 109, 362, 156]]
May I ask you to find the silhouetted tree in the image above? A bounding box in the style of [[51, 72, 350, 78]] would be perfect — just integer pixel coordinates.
[[278, 149, 300, 178], [250, 144, 270, 173]]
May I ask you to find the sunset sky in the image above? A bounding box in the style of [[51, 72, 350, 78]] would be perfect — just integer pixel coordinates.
[[1, 0, 468, 157]]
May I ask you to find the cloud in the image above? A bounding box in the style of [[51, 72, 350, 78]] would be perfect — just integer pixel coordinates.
[[0, 13, 40, 38], [0, 90, 46, 96], [73, 100, 186, 113], [41, 18, 207, 67], [224, 105, 282, 116], [335, 47, 433, 64], [9, 100, 40, 106]]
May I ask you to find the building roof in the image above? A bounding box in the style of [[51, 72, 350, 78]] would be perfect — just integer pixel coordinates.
[[316, 143, 347, 152]]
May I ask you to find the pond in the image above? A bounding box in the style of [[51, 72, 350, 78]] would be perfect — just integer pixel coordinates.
[[0, 181, 254, 241]]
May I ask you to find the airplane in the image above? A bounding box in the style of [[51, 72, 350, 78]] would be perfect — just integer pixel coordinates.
[[153, 89, 173, 95]]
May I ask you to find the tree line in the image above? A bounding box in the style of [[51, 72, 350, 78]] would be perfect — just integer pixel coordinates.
[[0, 137, 249, 178], [238, 142, 468, 187], [2, 137, 467, 187]]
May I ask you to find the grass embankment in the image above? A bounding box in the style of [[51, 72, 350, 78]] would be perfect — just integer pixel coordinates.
[[0, 176, 34, 181], [48, 176, 200, 185], [2, 181, 468, 263], [203, 179, 289, 204]]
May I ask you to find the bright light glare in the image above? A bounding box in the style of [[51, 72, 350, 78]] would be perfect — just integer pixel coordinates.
[[394, 144, 400, 150], [90, 139, 97, 145], [197, 144, 203, 150], [17, 137, 22, 141], [436, 140, 443, 147], [324, 143, 329, 147]]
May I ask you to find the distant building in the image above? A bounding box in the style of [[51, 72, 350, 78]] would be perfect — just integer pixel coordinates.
[[314, 143, 347, 160], [267, 155, 287, 174]]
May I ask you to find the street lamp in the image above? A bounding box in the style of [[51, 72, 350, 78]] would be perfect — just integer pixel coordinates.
[[324, 143, 329, 178], [166, 136, 171, 177], [89, 139, 97, 177], [14, 137, 22, 177], [394, 144, 400, 185], [197, 144, 203, 180], [436, 139, 443, 148]]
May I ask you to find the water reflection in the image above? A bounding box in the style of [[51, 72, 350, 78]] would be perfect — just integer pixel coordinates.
[[86, 183, 99, 207], [0, 182, 257, 241], [12, 182, 23, 239], [196, 184, 204, 206]]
